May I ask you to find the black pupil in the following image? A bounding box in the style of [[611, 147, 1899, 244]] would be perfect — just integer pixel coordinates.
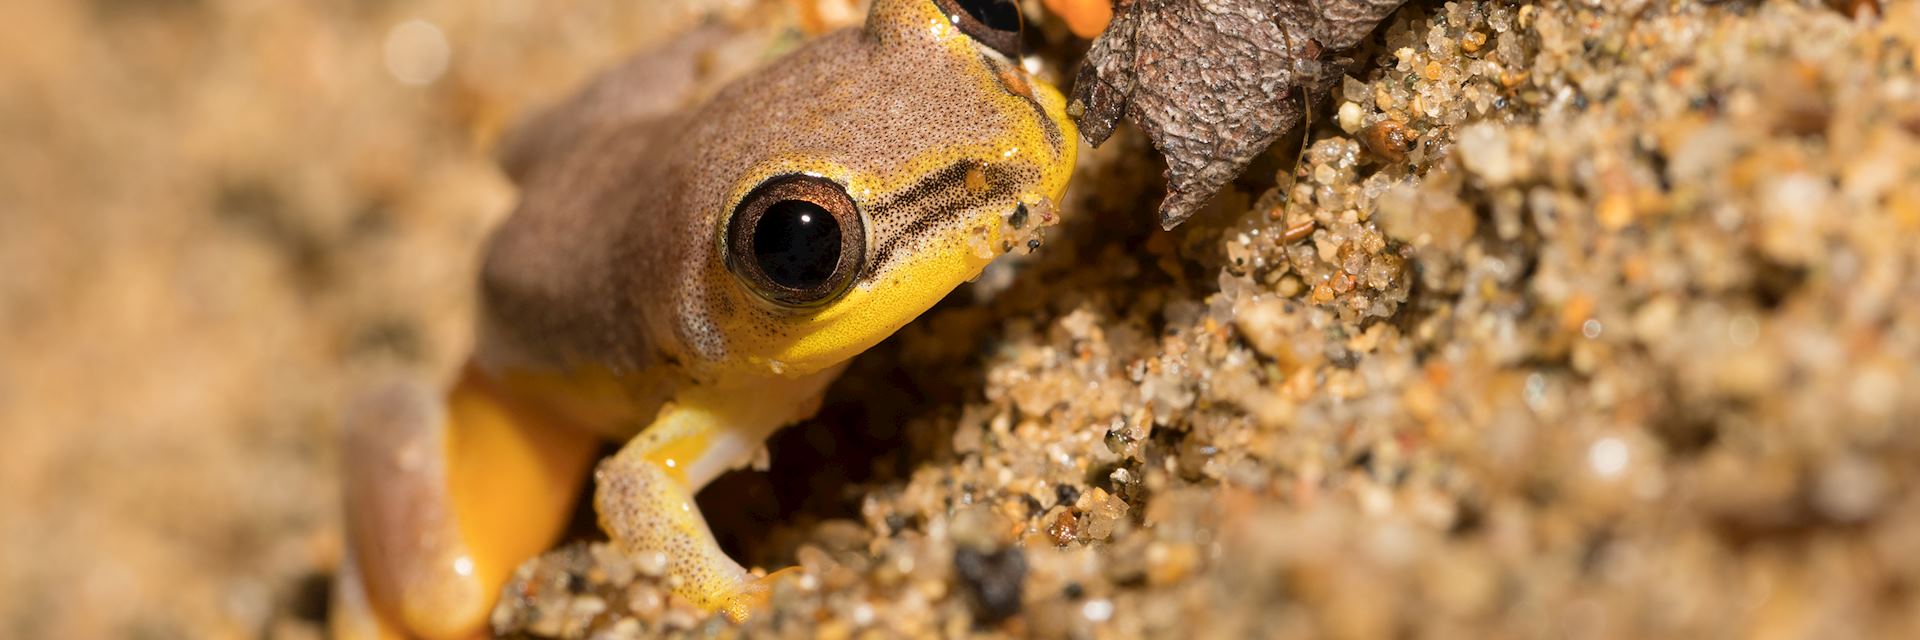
[[958, 0, 1020, 33], [753, 199, 841, 290]]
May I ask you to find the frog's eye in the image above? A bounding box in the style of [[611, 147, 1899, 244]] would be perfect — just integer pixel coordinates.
[[934, 0, 1023, 58], [725, 175, 866, 307]]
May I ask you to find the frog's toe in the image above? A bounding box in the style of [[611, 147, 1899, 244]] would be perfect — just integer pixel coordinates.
[[717, 566, 803, 622]]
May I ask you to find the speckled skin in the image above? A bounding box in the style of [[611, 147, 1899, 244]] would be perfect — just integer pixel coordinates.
[[334, 1, 1075, 638]]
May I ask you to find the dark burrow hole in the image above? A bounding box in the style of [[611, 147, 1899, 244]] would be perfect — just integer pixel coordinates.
[[698, 335, 962, 568]]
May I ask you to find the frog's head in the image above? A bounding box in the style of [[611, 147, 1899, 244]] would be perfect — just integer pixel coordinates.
[[674, 0, 1076, 377]]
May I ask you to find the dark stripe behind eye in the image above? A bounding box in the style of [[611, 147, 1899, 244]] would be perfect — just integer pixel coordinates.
[[876, 160, 978, 215], [861, 160, 1015, 281]]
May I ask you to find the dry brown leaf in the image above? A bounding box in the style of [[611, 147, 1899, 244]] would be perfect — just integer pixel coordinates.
[[1069, 0, 1406, 228]]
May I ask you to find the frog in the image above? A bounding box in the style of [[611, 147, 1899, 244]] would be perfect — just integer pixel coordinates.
[[330, 0, 1076, 637]]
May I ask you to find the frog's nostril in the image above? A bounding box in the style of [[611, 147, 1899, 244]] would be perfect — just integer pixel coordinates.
[[995, 65, 1035, 101], [986, 67, 1067, 158]]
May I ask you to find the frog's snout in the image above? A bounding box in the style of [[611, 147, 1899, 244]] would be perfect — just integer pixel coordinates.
[[990, 62, 1078, 206], [1013, 67, 1078, 173]]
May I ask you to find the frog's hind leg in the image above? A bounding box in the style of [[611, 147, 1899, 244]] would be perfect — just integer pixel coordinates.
[[335, 368, 599, 639], [594, 369, 841, 622]]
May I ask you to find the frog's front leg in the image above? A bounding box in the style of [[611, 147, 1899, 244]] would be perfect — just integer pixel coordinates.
[[594, 366, 841, 621]]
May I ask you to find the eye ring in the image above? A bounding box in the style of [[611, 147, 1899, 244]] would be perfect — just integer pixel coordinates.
[[725, 175, 866, 308], [933, 0, 1024, 59]]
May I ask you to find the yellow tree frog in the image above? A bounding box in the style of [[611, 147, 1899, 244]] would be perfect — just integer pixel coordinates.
[[332, 0, 1075, 637]]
